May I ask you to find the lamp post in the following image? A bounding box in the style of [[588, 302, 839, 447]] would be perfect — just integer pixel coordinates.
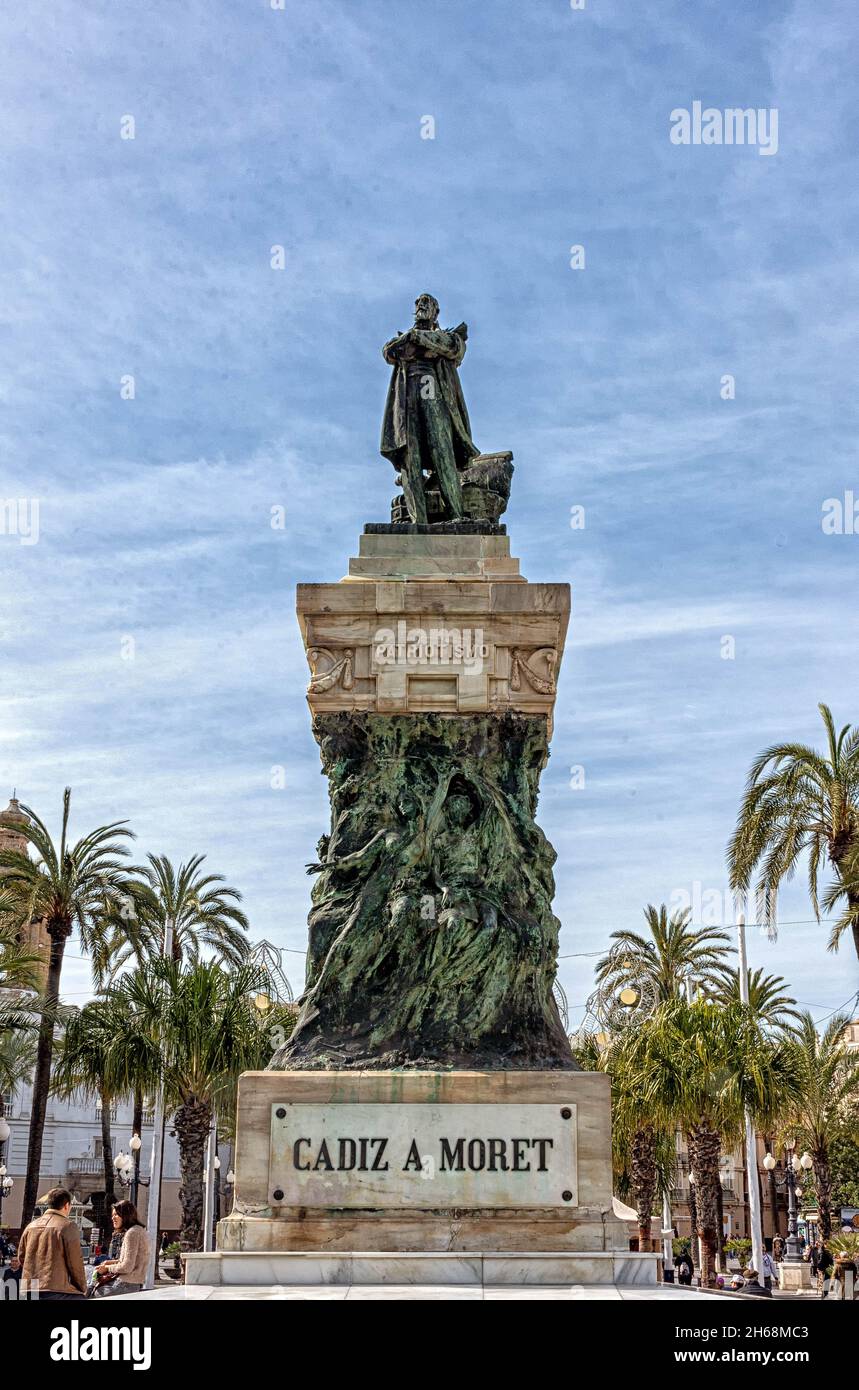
[[144, 917, 174, 1291], [736, 915, 765, 1279], [762, 1147, 811, 1262], [114, 1139, 149, 1203], [0, 1168, 13, 1230], [784, 1140, 803, 1261], [129, 1133, 142, 1207], [0, 1115, 13, 1236]]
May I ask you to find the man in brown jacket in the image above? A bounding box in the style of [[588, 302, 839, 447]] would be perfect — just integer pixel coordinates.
[[18, 1187, 87, 1300]]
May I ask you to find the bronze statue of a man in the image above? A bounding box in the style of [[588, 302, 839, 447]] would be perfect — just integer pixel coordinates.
[[380, 293, 480, 524]]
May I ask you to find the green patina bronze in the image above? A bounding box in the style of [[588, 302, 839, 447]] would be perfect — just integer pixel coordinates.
[[271, 711, 575, 1071], [379, 293, 514, 528]]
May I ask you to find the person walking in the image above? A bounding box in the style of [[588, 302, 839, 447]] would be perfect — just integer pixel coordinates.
[[92, 1200, 149, 1298], [17, 1188, 87, 1300], [810, 1238, 834, 1298], [674, 1248, 694, 1285], [761, 1248, 779, 1291], [772, 1234, 784, 1263]]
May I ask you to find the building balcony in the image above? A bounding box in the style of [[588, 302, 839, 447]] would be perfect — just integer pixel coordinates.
[[67, 1156, 105, 1176]]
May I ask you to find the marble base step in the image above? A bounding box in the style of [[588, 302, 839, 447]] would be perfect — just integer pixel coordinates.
[[346, 532, 524, 581], [184, 1250, 661, 1288]]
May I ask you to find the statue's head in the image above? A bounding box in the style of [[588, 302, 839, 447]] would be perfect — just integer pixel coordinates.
[[414, 293, 440, 328]]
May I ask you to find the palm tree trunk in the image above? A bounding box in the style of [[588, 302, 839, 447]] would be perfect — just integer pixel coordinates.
[[631, 1124, 657, 1250], [715, 1177, 725, 1273], [20, 924, 69, 1228], [813, 1147, 833, 1239], [687, 1169, 699, 1277], [173, 1094, 212, 1250], [99, 1085, 116, 1246], [688, 1122, 721, 1288]]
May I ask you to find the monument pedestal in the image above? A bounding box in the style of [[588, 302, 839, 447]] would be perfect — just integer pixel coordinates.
[[186, 1070, 659, 1288]]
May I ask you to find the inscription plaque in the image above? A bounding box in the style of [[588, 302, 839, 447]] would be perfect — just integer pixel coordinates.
[[269, 1102, 577, 1209]]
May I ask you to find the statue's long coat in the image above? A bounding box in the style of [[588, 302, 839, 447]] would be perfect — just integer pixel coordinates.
[[380, 328, 480, 468]]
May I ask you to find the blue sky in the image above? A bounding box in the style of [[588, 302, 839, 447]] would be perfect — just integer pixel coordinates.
[[1, 0, 857, 1025]]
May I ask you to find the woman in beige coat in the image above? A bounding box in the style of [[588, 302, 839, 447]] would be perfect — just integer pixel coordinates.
[[93, 1200, 149, 1297]]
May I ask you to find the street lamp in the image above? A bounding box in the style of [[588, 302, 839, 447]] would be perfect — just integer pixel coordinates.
[[783, 1138, 803, 1261], [0, 1165, 14, 1229], [113, 1147, 145, 1211], [129, 1132, 142, 1206], [0, 1115, 10, 1206], [763, 1148, 805, 1262]]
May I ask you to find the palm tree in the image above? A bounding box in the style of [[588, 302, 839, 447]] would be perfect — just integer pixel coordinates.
[[716, 968, 803, 1030], [105, 854, 250, 972], [50, 1000, 129, 1243], [588, 910, 730, 1254], [106, 957, 273, 1249], [781, 1012, 859, 1238], [728, 703, 859, 961], [581, 1028, 675, 1253], [595, 905, 732, 1003], [0, 790, 135, 1226], [80, 852, 252, 1205], [625, 999, 800, 1286]]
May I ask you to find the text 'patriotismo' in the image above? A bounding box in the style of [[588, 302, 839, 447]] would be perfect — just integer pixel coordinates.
[[268, 1102, 578, 1209]]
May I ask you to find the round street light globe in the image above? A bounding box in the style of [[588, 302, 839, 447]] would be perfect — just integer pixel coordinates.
[[214, 1156, 221, 1170], [114, 1151, 128, 1171], [763, 1153, 776, 1171], [226, 1170, 235, 1185], [129, 1134, 142, 1152], [0, 1117, 10, 1143], [795, 1187, 803, 1200], [800, 1152, 813, 1170]]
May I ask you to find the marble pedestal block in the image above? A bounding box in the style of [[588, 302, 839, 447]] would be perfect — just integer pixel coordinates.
[[300, 528, 570, 735], [778, 1262, 812, 1292], [210, 1071, 636, 1266]]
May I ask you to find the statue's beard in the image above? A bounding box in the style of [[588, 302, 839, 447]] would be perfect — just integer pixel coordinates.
[[414, 313, 437, 329]]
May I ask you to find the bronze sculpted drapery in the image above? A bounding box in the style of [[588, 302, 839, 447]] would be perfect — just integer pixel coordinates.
[[270, 712, 574, 1071]]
